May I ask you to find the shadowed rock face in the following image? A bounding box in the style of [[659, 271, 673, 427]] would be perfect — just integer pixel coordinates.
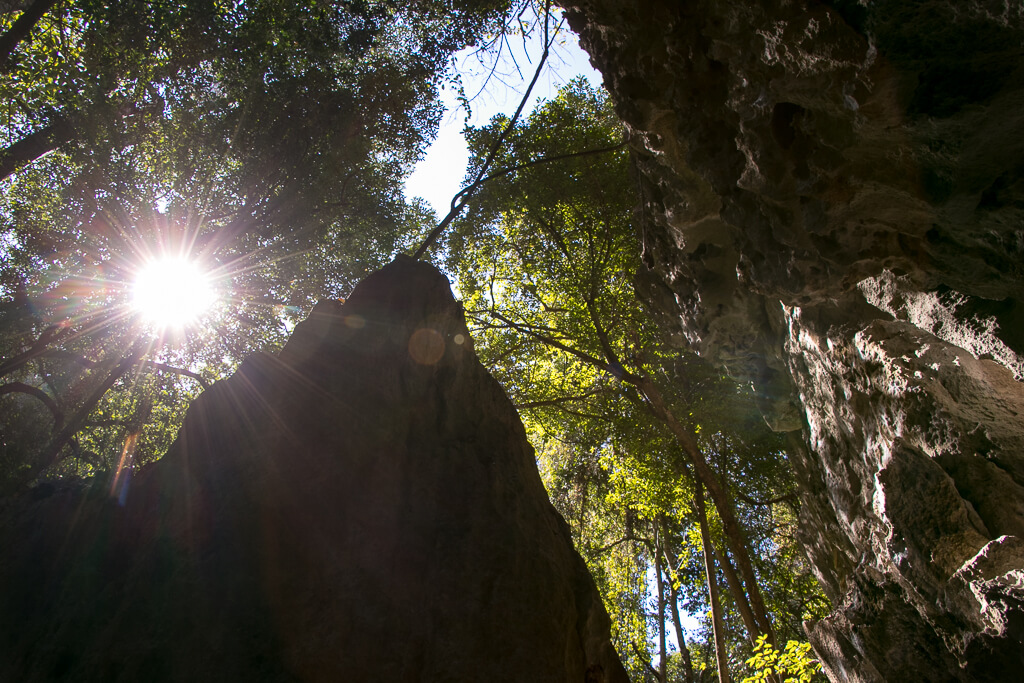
[[0, 256, 628, 683], [563, 0, 1024, 680]]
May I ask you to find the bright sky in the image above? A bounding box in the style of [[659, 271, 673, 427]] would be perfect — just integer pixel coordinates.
[[404, 20, 603, 218]]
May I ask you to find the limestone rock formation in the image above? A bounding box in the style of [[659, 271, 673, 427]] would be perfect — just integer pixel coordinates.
[[563, 0, 1024, 680], [0, 256, 628, 683]]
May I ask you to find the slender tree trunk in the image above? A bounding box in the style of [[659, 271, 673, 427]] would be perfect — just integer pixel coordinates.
[[661, 521, 695, 683], [0, 0, 59, 70], [711, 537, 761, 645], [575, 457, 589, 542], [0, 116, 75, 180], [411, 1, 553, 260], [696, 483, 730, 683], [499, 309, 779, 656], [654, 524, 668, 683], [637, 377, 775, 646]]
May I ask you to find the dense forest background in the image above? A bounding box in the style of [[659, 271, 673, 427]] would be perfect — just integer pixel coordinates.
[[0, 1, 828, 680]]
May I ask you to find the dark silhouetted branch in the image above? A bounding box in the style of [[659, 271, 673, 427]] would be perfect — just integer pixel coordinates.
[[43, 349, 99, 368], [735, 490, 797, 507], [0, 323, 69, 377], [0, 381, 63, 424], [470, 142, 625, 189], [0, 116, 75, 180], [140, 361, 210, 390], [33, 343, 143, 478]]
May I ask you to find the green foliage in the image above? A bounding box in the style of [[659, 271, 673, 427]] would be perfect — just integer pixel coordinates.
[[743, 635, 824, 683]]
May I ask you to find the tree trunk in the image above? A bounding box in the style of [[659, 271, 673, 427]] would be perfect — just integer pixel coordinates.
[[506, 303, 778, 661], [696, 483, 730, 683], [711, 536, 761, 645], [0, 0, 59, 70], [654, 524, 668, 683]]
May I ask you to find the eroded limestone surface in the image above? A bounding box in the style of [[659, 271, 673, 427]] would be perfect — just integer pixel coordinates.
[[0, 256, 627, 683], [564, 0, 1024, 679]]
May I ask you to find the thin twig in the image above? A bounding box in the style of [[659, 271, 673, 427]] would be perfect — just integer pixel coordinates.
[[735, 490, 797, 507], [139, 361, 210, 390], [513, 387, 609, 409]]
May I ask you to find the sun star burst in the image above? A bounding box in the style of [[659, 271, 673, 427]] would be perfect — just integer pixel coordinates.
[[132, 257, 216, 328]]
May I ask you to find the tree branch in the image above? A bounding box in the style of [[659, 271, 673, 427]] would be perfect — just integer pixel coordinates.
[[533, 213, 572, 261], [513, 387, 609, 409], [488, 309, 610, 373], [585, 535, 631, 557], [735, 489, 797, 507], [584, 295, 627, 377], [0, 381, 63, 424], [32, 342, 144, 478], [0, 323, 70, 378], [42, 349, 99, 368], [139, 361, 210, 390], [630, 641, 661, 681], [473, 142, 626, 189]]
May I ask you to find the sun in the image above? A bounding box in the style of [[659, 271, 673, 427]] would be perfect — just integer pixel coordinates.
[[132, 257, 216, 327]]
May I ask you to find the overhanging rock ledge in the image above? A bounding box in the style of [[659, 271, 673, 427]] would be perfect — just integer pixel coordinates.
[[563, 0, 1024, 680]]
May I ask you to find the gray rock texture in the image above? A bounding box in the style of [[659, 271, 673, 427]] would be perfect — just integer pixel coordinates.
[[0, 256, 627, 683], [563, 0, 1024, 680]]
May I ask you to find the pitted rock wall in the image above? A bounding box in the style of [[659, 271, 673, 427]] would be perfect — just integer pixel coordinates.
[[564, 0, 1024, 680]]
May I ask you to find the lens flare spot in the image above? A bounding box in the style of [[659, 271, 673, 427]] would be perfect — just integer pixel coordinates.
[[408, 328, 445, 365], [132, 258, 215, 328]]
